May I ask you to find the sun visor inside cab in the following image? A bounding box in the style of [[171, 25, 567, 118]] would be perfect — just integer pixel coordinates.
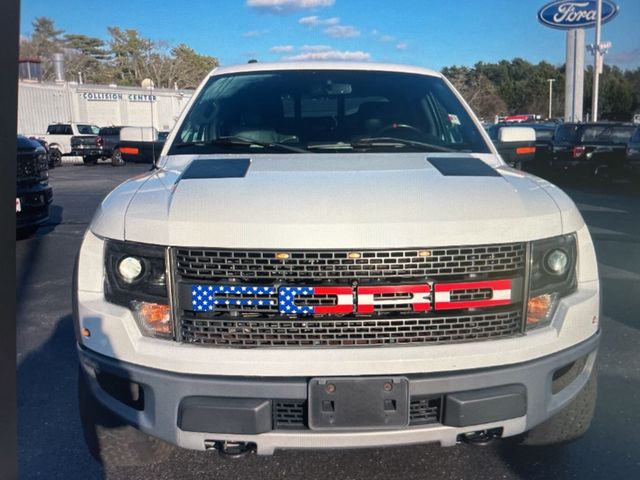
[[427, 157, 501, 177], [181, 158, 251, 179]]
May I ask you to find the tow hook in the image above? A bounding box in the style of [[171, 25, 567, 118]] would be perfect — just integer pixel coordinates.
[[458, 428, 503, 446], [204, 440, 257, 458]]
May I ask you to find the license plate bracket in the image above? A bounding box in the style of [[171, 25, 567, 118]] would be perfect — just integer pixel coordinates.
[[308, 377, 409, 430]]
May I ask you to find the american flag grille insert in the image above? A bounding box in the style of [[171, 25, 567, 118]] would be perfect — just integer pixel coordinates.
[[180, 310, 522, 347], [175, 243, 525, 282]]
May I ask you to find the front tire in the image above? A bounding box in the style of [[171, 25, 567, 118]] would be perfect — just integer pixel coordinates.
[[50, 148, 62, 167], [515, 366, 597, 446], [78, 367, 173, 467]]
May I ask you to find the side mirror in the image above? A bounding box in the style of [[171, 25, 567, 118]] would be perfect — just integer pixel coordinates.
[[497, 126, 536, 143], [494, 126, 537, 169]]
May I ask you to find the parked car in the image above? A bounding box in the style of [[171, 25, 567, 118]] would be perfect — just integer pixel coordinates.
[[116, 126, 166, 164], [549, 122, 636, 180], [16, 136, 53, 234], [626, 125, 640, 177], [27, 123, 100, 163], [70, 134, 103, 165], [75, 62, 600, 464]]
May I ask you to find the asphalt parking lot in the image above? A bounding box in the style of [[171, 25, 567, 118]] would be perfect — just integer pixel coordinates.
[[16, 163, 640, 479]]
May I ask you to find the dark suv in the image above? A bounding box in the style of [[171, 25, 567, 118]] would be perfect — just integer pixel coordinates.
[[549, 122, 636, 179], [16, 136, 53, 232]]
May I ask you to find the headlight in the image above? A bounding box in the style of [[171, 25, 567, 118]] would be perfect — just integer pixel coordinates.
[[527, 234, 577, 330], [105, 240, 172, 338]]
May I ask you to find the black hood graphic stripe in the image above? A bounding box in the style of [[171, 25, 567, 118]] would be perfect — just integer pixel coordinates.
[[181, 158, 251, 179], [428, 157, 501, 177]]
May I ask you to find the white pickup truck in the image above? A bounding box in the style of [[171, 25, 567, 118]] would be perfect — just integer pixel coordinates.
[[28, 122, 100, 161], [74, 62, 600, 465]]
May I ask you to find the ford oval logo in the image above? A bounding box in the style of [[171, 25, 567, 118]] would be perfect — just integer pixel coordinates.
[[538, 0, 619, 30]]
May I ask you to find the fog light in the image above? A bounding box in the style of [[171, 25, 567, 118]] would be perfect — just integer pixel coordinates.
[[527, 293, 558, 328], [135, 302, 172, 336], [118, 256, 144, 283], [545, 249, 569, 275]]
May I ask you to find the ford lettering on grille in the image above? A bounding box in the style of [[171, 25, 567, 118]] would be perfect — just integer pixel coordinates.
[[189, 279, 514, 315]]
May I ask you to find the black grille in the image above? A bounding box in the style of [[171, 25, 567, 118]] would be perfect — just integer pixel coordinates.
[[17, 153, 47, 183], [180, 310, 522, 347], [271, 397, 441, 430], [409, 396, 442, 425], [273, 401, 306, 429], [175, 243, 525, 282]]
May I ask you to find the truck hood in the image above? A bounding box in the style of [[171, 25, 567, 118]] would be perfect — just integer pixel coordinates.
[[100, 153, 568, 248]]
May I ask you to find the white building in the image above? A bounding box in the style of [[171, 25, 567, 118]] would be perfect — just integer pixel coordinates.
[[17, 81, 194, 135]]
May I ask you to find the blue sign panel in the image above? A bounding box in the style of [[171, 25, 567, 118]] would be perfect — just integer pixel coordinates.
[[538, 1, 619, 30]]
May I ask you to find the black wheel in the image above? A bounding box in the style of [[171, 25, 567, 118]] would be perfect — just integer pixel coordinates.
[[111, 148, 125, 166], [50, 148, 62, 167], [83, 156, 98, 166], [513, 366, 597, 446], [78, 367, 173, 467]]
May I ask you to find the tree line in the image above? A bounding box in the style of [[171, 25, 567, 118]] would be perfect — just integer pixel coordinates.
[[20, 17, 639, 120], [20, 17, 219, 89], [442, 59, 640, 121]]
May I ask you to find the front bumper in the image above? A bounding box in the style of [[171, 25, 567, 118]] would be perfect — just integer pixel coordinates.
[[78, 330, 599, 455], [16, 183, 52, 228]]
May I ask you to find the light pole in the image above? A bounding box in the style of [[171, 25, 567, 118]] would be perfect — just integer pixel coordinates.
[[547, 78, 556, 120], [587, 0, 611, 122]]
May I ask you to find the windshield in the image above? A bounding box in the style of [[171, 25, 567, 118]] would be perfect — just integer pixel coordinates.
[[580, 125, 635, 144], [169, 70, 490, 154], [78, 124, 100, 135]]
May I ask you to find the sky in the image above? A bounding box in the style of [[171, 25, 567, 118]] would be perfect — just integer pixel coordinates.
[[19, 0, 640, 70]]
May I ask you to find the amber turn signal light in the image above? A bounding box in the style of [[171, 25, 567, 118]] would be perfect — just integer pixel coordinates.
[[527, 294, 554, 326], [137, 302, 172, 335]]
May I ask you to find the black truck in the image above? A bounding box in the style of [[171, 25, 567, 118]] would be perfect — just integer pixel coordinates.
[[70, 126, 166, 165], [16, 136, 53, 233], [549, 122, 636, 180]]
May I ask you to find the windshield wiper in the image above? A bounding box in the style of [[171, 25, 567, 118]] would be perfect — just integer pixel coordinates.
[[350, 137, 458, 152], [173, 136, 309, 153]]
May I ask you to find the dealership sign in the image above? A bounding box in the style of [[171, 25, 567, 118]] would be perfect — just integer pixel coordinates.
[[80, 92, 157, 102], [538, 1, 619, 29]]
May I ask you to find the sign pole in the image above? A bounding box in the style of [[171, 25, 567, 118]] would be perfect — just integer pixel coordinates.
[[592, 0, 602, 122], [547, 78, 555, 119]]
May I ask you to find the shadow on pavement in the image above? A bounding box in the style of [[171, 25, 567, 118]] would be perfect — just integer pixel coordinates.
[[17, 315, 104, 479]]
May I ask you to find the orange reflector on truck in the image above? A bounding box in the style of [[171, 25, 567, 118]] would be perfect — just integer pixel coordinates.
[[120, 147, 139, 155], [516, 146, 536, 155]]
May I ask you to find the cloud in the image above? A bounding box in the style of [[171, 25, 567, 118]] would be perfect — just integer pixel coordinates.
[[324, 25, 360, 38], [247, 0, 334, 14], [243, 29, 270, 37], [608, 48, 640, 66], [270, 45, 295, 53], [379, 35, 395, 43], [299, 15, 339, 26], [284, 49, 371, 61], [300, 44, 332, 52], [395, 42, 408, 51]]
